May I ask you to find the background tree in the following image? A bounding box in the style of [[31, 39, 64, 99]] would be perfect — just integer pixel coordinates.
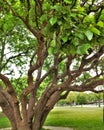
[[0, 0, 104, 130], [89, 92, 103, 107], [76, 93, 87, 106], [57, 91, 78, 106]]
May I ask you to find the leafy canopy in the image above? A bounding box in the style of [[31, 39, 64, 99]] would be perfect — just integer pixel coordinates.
[[0, 0, 104, 94]]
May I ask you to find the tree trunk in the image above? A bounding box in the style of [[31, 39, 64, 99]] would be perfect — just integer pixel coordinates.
[[9, 118, 17, 130], [32, 110, 50, 130], [32, 91, 61, 130], [98, 99, 101, 108], [0, 86, 62, 130], [33, 120, 41, 130], [16, 120, 31, 130]]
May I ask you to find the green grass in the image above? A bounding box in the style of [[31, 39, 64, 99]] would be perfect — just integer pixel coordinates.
[[0, 107, 104, 130], [0, 113, 11, 128], [44, 107, 104, 130]]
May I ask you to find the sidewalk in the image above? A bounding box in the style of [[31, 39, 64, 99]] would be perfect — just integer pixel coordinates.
[[43, 126, 74, 130], [0, 127, 74, 130]]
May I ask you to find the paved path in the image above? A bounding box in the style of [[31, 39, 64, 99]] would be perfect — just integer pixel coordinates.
[[0, 128, 11, 130], [43, 126, 74, 130], [0, 126, 75, 130]]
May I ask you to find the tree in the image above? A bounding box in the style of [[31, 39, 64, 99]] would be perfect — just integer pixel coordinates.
[[0, 0, 104, 130], [57, 91, 78, 106], [77, 93, 87, 105]]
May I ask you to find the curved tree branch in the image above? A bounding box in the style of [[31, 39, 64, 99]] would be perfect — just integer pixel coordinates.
[[69, 79, 104, 92], [0, 74, 14, 93]]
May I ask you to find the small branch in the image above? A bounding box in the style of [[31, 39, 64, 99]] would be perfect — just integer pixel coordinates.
[[27, 0, 31, 12], [66, 56, 73, 78], [1, 52, 27, 70], [39, 66, 54, 84], [82, 57, 100, 72], [35, 0, 43, 14], [72, 56, 87, 79], [35, 67, 42, 85], [57, 55, 69, 80], [30, 52, 37, 67], [58, 72, 67, 80], [86, 46, 104, 63], [52, 54, 59, 84], [82, 72, 104, 86], [71, 0, 77, 9], [0, 41, 6, 64], [25, 0, 31, 21], [34, 1, 40, 30], [71, 46, 104, 79]]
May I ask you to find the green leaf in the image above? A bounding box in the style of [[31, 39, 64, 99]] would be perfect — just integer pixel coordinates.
[[48, 47, 58, 55], [77, 44, 92, 55], [61, 44, 76, 56], [53, 4, 61, 11], [57, 20, 62, 25], [49, 17, 57, 25], [70, 13, 77, 18], [48, 47, 54, 55], [72, 38, 79, 46], [75, 33, 84, 40], [64, 0, 72, 4], [83, 15, 95, 23], [50, 32, 56, 47], [50, 40, 56, 47], [84, 30, 93, 41], [40, 14, 47, 24], [97, 21, 104, 28], [78, 7, 85, 13], [62, 35, 68, 42], [69, 44, 76, 56], [42, 2, 51, 11], [90, 27, 100, 35]]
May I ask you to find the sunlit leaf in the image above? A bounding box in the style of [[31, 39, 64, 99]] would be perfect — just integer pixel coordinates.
[[97, 21, 104, 28], [64, 0, 72, 4], [91, 27, 100, 35], [77, 44, 92, 55], [49, 17, 57, 25], [84, 30, 93, 41]]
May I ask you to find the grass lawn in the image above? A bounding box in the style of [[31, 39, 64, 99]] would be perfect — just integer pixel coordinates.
[[44, 107, 104, 130], [0, 107, 103, 130], [0, 113, 11, 129]]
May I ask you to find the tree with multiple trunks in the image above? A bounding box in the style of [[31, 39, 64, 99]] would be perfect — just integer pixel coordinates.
[[0, 0, 104, 130]]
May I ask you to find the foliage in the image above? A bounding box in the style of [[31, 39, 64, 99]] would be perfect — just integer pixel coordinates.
[[11, 77, 28, 96], [57, 92, 103, 106], [76, 93, 87, 105]]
